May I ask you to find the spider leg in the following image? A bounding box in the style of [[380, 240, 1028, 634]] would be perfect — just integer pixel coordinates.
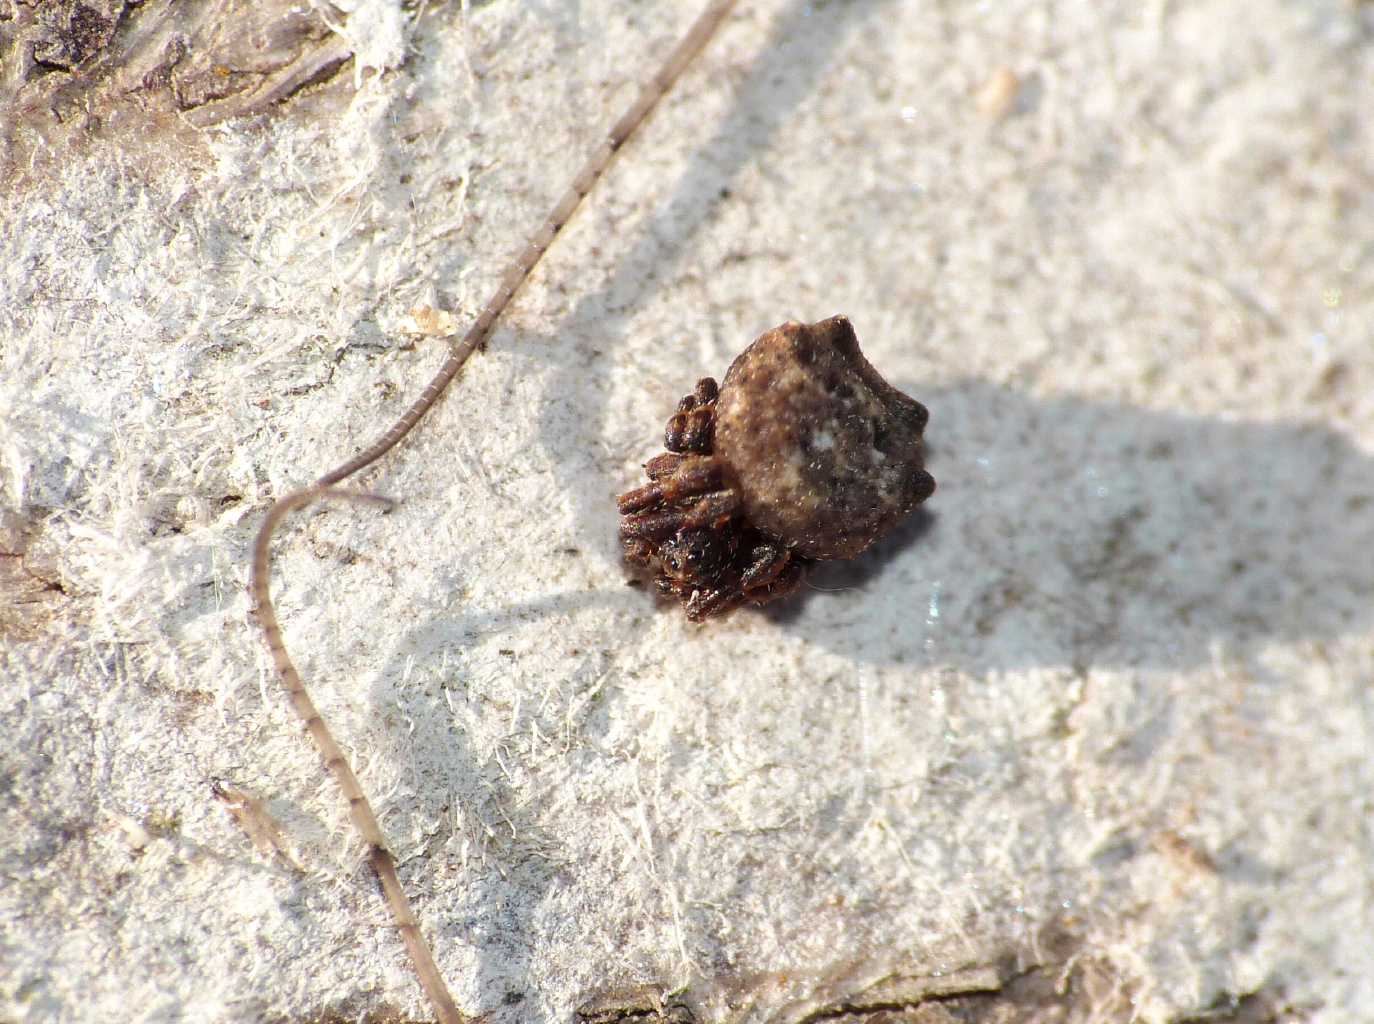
[[684, 585, 743, 622], [665, 408, 714, 453], [678, 490, 738, 530], [665, 378, 718, 454], [738, 541, 793, 591], [760, 559, 807, 602], [748, 565, 806, 608], [691, 377, 719, 405], [655, 574, 732, 622], [619, 489, 738, 542], [740, 544, 808, 608], [619, 508, 686, 543], [617, 456, 722, 514], [622, 537, 655, 567], [644, 452, 686, 479], [672, 377, 719, 412]]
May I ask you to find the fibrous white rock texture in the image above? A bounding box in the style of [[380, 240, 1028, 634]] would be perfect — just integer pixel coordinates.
[[2, 1, 1372, 1022]]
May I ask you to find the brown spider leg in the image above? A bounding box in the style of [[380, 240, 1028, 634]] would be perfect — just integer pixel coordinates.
[[619, 509, 686, 543], [684, 585, 745, 622], [672, 377, 718, 413], [617, 456, 722, 514], [654, 575, 677, 597], [738, 541, 793, 592], [644, 452, 686, 479], [618, 489, 738, 543], [622, 537, 655, 567], [690, 377, 719, 405], [664, 378, 718, 454], [749, 558, 807, 606], [678, 490, 738, 529], [665, 408, 714, 453]]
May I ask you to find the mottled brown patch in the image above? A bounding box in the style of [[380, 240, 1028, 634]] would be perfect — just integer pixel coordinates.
[[0, 509, 77, 642], [30, 2, 118, 70], [0, 0, 353, 184], [714, 316, 935, 559]]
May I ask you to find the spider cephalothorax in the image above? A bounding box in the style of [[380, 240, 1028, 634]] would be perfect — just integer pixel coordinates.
[[618, 316, 935, 621]]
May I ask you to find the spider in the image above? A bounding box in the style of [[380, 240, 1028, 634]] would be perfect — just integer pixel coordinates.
[[618, 316, 935, 621], [618, 376, 810, 620]]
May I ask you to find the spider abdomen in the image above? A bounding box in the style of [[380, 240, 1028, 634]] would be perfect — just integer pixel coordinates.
[[714, 315, 935, 561]]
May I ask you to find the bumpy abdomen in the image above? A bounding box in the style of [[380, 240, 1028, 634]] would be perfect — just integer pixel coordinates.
[[713, 316, 935, 560]]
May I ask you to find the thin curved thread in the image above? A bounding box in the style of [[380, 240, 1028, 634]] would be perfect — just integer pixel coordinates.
[[248, 3, 739, 1021], [252, 488, 461, 1021]]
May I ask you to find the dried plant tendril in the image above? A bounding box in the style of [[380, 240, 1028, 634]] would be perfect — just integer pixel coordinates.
[[249, 3, 740, 1020]]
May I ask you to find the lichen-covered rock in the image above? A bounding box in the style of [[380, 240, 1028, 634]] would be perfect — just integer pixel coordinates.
[[713, 316, 935, 560]]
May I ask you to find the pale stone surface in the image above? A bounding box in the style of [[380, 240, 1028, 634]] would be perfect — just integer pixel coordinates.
[[3, 1, 1372, 1023]]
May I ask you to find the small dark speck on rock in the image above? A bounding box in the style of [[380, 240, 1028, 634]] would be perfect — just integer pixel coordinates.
[[32, 3, 117, 69]]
